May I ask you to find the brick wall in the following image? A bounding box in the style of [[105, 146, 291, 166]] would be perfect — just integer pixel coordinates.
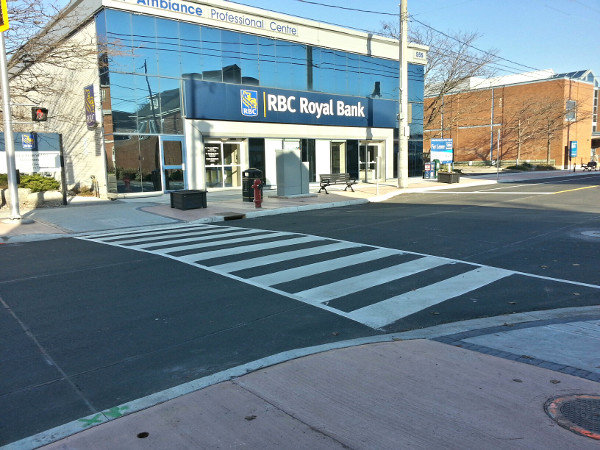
[[424, 77, 595, 167]]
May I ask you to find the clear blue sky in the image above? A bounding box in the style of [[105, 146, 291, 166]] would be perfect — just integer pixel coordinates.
[[229, 0, 600, 78]]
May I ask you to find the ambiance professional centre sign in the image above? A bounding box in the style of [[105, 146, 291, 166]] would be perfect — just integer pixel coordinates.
[[132, 0, 299, 35], [184, 80, 398, 128]]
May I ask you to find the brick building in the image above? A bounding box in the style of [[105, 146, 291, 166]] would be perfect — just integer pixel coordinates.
[[424, 70, 599, 168]]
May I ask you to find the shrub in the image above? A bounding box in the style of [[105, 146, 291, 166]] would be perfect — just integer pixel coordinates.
[[506, 162, 556, 171], [506, 162, 534, 171], [0, 173, 7, 189], [532, 164, 556, 171], [19, 174, 60, 192]]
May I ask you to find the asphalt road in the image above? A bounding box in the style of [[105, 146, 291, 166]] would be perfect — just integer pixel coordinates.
[[1, 173, 599, 446]]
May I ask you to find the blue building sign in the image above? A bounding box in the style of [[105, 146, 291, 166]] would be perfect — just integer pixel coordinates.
[[430, 138, 453, 163], [184, 79, 398, 128], [569, 141, 578, 158]]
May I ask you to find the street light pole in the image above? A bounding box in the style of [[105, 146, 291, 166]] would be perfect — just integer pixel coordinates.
[[397, 0, 409, 188], [0, 31, 21, 220]]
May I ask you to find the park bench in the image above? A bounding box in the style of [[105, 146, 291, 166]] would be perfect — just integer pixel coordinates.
[[582, 161, 597, 171], [318, 173, 357, 194]]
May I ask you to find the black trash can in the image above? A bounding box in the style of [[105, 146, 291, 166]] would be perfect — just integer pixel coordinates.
[[242, 168, 263, 202]]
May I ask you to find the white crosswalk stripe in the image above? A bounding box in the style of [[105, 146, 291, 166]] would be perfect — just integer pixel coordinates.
[[248, 247, 398, 286], [294, 256, 447, 304], [77, 224, 514, 330], [214, 242, 360, 274], [347, 266, 513, 328]]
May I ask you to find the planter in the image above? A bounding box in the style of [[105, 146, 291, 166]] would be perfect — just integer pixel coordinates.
[[437, 172, 461, 184], [170, 190, 207, 210]]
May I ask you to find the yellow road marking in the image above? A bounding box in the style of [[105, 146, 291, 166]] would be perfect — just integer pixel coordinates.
[[553, 185, 599, 194]]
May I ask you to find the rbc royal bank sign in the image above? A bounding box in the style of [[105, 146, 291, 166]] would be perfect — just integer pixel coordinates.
[[184, 79, 397, 128]]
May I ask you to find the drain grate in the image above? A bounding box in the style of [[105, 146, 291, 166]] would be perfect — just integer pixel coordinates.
[[545, 395, 600, 440]]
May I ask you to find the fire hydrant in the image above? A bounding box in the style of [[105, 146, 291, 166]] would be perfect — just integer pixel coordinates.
[[252, 178, 262, 208]]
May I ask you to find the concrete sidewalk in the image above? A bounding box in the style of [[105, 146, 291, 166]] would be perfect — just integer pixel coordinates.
[[2, 169, 595, 242], [0, 175, 496, 243], [24, 307, 599, 449], [2, 170, 599, 448]]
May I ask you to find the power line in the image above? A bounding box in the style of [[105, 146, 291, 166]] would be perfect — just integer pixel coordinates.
[[287, 1, 548, 76], [295, 0, 397, 16]]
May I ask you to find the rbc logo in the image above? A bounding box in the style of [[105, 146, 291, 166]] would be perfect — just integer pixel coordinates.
[[241, 90, 258, 117], [22, 134, 35, 150]]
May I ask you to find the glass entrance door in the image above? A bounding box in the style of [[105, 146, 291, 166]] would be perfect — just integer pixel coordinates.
[[360, 144, 378, 182], [161, 136, 185, 191], [205, 141, 242, 188]]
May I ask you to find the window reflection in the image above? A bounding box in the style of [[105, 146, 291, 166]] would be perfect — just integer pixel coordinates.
[[180, 22, 202, 77], [156, 18, 181, 78], [240, 33, 259, 85], [258, 36, 277, 87], [98, 8, 424, 141], [110, 135, 160, 193], [202, 27, 222, 82], [132, 15, 158, 76], [105, 9, 134, 73]]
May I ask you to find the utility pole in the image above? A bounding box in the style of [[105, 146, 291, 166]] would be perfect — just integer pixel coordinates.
[[0, 30, 21, 220], [397, 0, 409, 188]]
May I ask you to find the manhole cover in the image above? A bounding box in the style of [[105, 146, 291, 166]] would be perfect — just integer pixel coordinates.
[[545, 395, 600, 440]]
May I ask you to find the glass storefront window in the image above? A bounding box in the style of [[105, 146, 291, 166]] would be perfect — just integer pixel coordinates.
[[258, 36, 277, 88], [100, 8, 421, 104], [379, 59, 399, 99], [132, 14, 158, 76], [408, 64, 425, 102], [111, 135, 160, 193], [139, 136, 161, 191], [201, 27, 223, 82], [239, 34, 259, 85], [180, 22, 202, 77], [221, 30, 241, 83], [276, 41, 306, 90], [105, 10, 134, 74], [109, 72, 139, 133], [156, 18, 181, 78], [159, 78, 183, 135], [136, 74, 161, 134]]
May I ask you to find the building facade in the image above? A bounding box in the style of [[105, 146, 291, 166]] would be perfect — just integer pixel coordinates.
[[424, 70, 598, 168], [12, 0, 427, 197]]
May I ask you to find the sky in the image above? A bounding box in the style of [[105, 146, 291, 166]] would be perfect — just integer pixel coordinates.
[[228, 0, 600, 78]]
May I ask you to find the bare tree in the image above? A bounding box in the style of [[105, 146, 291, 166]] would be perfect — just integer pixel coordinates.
[[381, 20, 498, 128], [536, 98, 570, 165], [1, 0, 101, 127], [501, 99, 542, 165], [501, 96, 592, 166]]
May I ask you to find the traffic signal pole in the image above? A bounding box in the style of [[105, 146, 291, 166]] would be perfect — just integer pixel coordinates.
[[0, 31, 21, 220]]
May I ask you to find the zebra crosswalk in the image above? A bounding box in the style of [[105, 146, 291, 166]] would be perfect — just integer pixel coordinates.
[[77, 224, 513, 330]]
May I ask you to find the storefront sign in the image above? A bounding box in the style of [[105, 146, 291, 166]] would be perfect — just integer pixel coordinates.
[[430, 138, 453, 164], [185, 79, 397, 128], [204, 145, 221, 165], [0, 132, 61, 172], [132, 0, 298, 36], [84, 85, 97, 128]]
